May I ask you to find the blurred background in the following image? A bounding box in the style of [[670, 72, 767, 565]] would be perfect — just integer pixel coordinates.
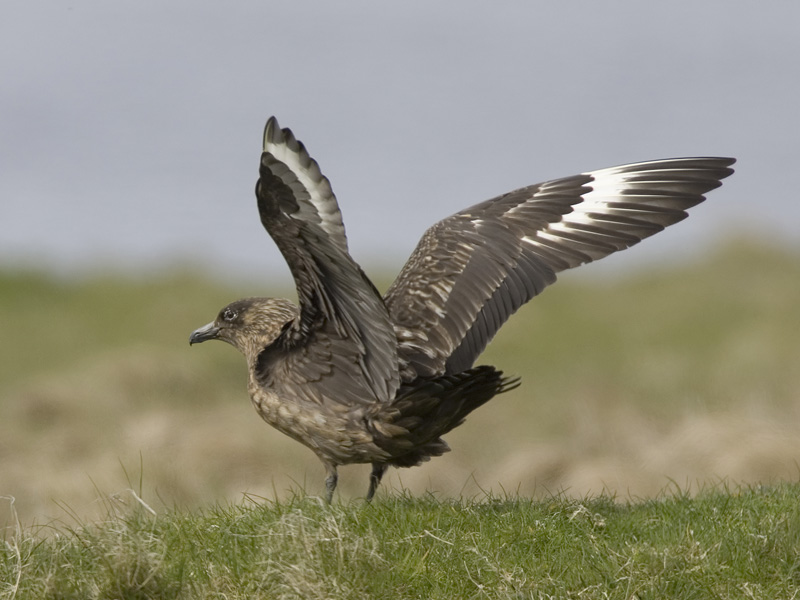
[[2, 0, 799, 528]]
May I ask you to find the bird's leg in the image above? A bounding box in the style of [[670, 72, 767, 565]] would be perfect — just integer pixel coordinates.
[[324, 464, 338, 504], [366, 463, 387, 502]]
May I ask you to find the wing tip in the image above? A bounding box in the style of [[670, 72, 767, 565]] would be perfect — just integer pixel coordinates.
[[700, 156, 737, 179], [263, 116, 280, 151], [586, 156, 737, 186], [720, 156, 736, 179], [262, 115, 306, 158]]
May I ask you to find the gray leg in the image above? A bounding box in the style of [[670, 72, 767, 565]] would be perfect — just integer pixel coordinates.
[[324, 464, 338, 504], [366, 463, 387, 502]]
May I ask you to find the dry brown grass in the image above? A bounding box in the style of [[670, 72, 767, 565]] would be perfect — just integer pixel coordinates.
[[2, 241, 799, 529]]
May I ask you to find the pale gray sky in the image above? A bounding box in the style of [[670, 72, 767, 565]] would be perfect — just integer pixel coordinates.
[[2, 1, 798, 282]]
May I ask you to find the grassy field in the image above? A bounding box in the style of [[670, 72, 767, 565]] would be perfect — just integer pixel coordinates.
[[4, 484, 800, 598], [1, 240, 799, 533]]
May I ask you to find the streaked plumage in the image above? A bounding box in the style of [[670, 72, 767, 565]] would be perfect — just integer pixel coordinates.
[[190, 117, 734, 501]]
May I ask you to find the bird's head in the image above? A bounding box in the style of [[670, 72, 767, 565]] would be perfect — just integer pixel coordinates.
[[189, 297, 298, 361]]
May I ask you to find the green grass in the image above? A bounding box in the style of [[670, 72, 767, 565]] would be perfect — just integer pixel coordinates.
[[4, 483, 800, 599]]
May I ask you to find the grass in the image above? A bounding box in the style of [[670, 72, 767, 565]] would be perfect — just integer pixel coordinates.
[[2, 240, 800, 527], [2, 240, 800, 597], [3, 483, 800, 599]]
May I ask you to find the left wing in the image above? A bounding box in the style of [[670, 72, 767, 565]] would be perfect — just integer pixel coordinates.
[[385, 157, 735, 378]]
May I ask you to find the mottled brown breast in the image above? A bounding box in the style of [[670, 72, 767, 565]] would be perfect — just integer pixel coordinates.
[[246, 373, 390, 465]]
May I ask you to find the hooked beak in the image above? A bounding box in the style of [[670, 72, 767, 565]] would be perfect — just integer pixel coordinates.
[[189, 322, 220, 345]]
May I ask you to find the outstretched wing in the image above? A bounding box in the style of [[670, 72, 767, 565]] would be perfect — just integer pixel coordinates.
[[385, 157, 735, 378], [256, 117, 399, 404]]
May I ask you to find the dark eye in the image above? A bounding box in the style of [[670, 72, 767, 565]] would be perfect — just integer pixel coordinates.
[[221, 307, 238, 322]]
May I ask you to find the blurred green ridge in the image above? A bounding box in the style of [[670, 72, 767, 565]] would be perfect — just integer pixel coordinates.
[[1, 239, 799, 527]]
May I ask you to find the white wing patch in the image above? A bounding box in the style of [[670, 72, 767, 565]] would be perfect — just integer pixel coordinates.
[[520, 158, 708, 264], [553, 164, 640, 227]]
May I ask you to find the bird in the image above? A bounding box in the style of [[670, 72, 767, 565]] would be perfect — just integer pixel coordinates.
[[190, 116, 735, 502]]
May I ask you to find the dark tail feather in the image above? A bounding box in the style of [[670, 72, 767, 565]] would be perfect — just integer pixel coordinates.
[[367, 366, 519, 467]]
